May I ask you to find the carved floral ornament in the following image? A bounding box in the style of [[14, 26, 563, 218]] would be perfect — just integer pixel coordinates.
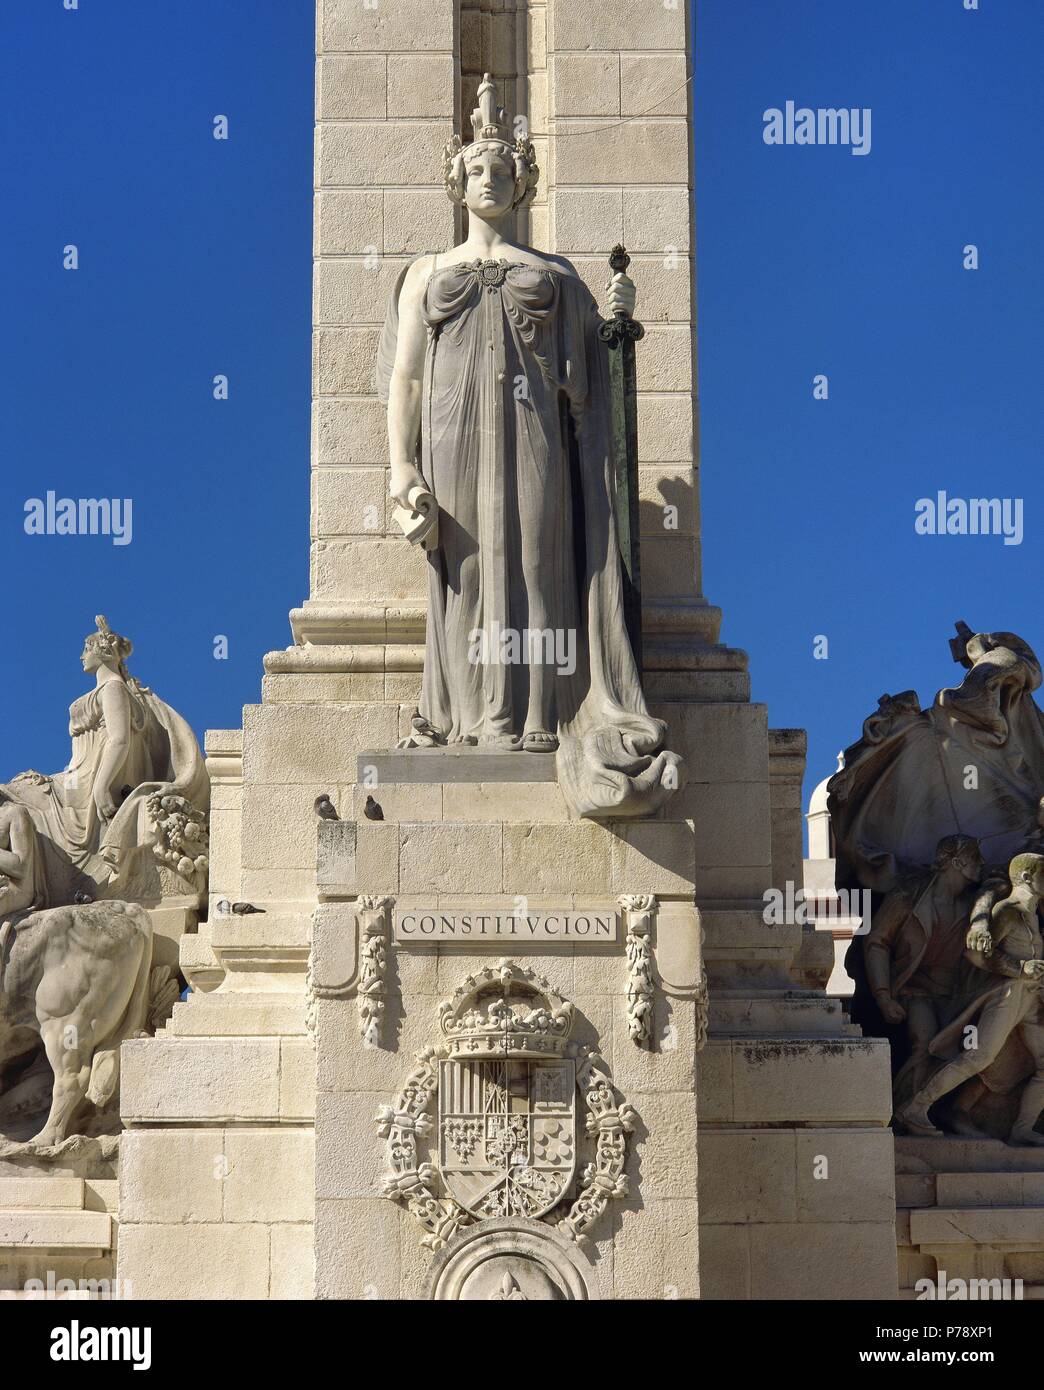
[[306, 896, 392, 1051], [619, 894, 709, 1051], [376, 961, 636, 1252], [620, 894, 656, 1049]]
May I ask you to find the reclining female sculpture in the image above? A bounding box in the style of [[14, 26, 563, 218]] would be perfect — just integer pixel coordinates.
[[378, 75, 681, 819], [2, 616, 209, 906]]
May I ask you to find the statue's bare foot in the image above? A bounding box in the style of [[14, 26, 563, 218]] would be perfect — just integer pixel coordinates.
[[896, 1102, 943, 1138], [1009, 1126, 1044, 1148], [29, 1128, 61, 1149], [522, 730, 558, 753]]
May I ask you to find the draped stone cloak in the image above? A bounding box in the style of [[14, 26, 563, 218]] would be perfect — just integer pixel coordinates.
[[2, 679, 209, 905], [829, 632, 1044, 894], [378, 257, 681, 818]]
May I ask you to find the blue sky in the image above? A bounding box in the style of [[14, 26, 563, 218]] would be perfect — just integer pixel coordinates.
[[2, 0, 1040, 839]]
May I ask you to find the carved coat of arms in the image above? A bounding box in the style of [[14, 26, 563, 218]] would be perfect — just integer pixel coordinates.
[[439, 1057, 576, 1219], [377, 962, 636, 1252]]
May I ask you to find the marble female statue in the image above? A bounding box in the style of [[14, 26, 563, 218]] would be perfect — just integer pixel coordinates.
[[378, 75, 681, 818], [2, 616, 209, 905]]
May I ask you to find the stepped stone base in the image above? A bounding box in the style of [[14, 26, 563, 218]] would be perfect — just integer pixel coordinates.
[[0, 1175, 117, 1299], [897, 1137, 1044, 1298]]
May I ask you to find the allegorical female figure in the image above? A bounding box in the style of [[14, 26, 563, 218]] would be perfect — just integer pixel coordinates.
[[2, 616, 208, 904], [379, 75, 680, 817]]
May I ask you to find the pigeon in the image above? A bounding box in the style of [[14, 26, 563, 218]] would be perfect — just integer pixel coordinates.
[[231, 902, 265, 915], [363, 795, 384, 821], [73, 891, 94, 905], [314, 794, 339, 821], [214, 898, 232, 916]]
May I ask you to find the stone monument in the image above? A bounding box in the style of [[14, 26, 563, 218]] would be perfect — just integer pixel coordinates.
[[3, 1, 900, 1301]]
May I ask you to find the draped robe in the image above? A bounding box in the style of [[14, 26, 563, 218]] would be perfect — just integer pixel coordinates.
[[2, 678, 209, 905], [830, 632, 1044, 893], [379, 257, 681, 818]]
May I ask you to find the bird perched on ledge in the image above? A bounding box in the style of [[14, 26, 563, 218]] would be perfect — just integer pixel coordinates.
[[214, 898, 265, 917]]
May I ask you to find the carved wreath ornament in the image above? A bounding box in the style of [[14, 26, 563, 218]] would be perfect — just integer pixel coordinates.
[[376, 961, 636, 1251]]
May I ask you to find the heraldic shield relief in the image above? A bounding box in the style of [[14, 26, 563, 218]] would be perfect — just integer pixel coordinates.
[[377, 961, 637, 1253], [438, 1057, 577, 1219]]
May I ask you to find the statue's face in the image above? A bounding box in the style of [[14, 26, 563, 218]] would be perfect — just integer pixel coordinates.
[[463, 145, 516, 219], [81, 641, 102, 673], [957, 848, 983, 882], [1031, 865, 1044, 898]]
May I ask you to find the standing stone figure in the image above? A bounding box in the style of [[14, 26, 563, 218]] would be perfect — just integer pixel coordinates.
[[899, 853, 1044, 1145], [864, 835, 984, 1122], [378, 75, 681, 819]]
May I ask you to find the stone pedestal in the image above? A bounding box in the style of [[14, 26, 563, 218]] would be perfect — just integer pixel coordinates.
[[310, 775, 705, 1299]]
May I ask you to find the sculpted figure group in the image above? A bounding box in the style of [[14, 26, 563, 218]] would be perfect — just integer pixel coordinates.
[[834, 623, 1044, 1144], [866, 830, 1044, 1144], [0, 617, 208, 1148]]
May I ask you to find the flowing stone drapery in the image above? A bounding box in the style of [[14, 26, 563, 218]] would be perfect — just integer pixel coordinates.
[[378, 257, 681, 818], [830, 629, 1044, 894], [3, 678, 209, 905]]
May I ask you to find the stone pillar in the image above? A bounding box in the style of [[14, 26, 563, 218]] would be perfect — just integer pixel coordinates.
[[305, 0, 458, 641], [547, 0, 721, 671]]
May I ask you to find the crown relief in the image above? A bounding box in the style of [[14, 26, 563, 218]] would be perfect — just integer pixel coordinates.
[[438, 961, 573, 1057]]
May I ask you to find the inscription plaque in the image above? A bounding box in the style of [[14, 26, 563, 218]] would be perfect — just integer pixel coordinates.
[[393, 910, 619, 944]]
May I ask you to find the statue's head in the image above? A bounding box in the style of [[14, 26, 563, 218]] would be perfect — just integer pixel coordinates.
[[81, 614, 133, 677], [1009, 852, 1044, 895], [934, 833, 983, 881], [444, 74, 538, 218]]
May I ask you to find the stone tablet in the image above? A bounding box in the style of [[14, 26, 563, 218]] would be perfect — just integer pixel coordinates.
[[393, 909, 618, 944]]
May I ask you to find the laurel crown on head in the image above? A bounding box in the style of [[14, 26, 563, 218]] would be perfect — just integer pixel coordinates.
[[444, 73, 539, 210], [86, 614, 133, 668]]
